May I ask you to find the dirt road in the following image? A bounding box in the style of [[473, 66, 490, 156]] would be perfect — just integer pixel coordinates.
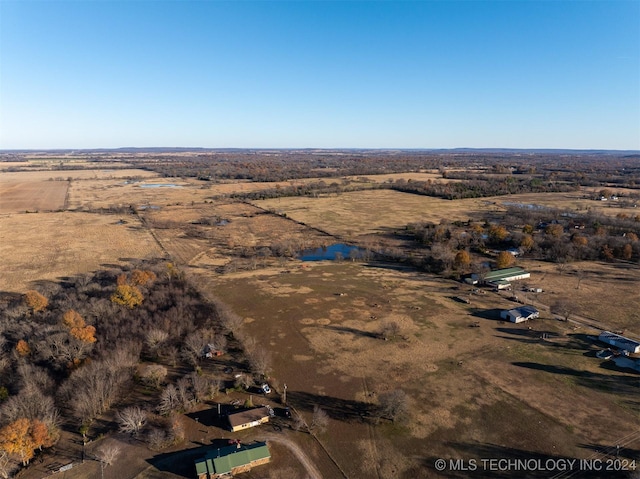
[[257, 433, 323, 479]]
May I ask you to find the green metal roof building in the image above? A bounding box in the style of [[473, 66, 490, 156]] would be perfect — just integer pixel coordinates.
[[483, 267, 530, 282], [468, 267, 530, 285], [195, 441, 271, 478]]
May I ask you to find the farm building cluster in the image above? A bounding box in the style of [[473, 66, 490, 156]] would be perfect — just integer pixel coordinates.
[[596, 331, 640, 373]]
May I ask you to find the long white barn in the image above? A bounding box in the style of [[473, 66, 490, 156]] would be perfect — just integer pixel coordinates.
[[598, 331, 640, 354]]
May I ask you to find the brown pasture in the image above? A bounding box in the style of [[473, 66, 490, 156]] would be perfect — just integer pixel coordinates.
[[0, 212, 163, 292], [0, 168, 160, 213], [67, 178, 207, 210], [204, 261, 639, 478], [0, 180, 68, 213], [255, 189, 640, 241], [254, 190, 488, 237], [144, 201, 330, 267], [0, 168, 158, 182], [517, 259, 640, 335]]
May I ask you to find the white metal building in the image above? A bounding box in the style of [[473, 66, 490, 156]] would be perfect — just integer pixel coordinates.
[[500, 306, 539, 323], [598, 331, 640, 354]]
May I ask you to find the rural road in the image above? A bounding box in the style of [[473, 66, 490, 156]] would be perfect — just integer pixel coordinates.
[[257, 433, 323, 479]]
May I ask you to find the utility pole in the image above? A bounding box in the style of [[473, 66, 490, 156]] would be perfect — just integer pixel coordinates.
[[283, 383, 287, 405]]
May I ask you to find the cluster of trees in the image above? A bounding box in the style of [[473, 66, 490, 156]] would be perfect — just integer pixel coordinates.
[[0, 418, 55, 466], [498, 206, 640, 263], [391, 177, 578, 200], [399, 206, 640, 276], [0, 257, 282, 475], [0, 261, 245, 473], [229, 180, 381, 201]]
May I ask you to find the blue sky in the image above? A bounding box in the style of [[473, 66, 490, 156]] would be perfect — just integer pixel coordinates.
[[0, 0, 638, 149]]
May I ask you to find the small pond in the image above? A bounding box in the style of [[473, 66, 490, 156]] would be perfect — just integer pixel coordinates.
[[299, 243, 364, 261], [139, 183, 181, 188], [502, 201, 546, 210]]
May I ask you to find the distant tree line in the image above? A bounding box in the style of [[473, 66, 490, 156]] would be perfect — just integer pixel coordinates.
[[111, 151, 640, 187]]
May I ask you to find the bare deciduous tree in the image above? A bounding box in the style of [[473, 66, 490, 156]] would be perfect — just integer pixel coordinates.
[[176, 377, 194, 412], [181, 332, 205, 367], [379, 321, 400, 340], [145, 329, 168, 356], [62, 360, 129, 423], [215, 302, 244, 335], [240, 335, 257, 354], [0, 451, 17, 479], [116, 406, 146, 436], [310, 405, 329, 434], [378, 389, 410, 422], [550, 299, 575, 322], [158, 384, 179, 416], [146, 427, 167, 451], [168, 414, 184, 443], [139, 364, 167, 389], [94, 444, 120, 479], [247, 347, 271, 379], [292, 412, 307, 432], [0, 386, 58, 426]]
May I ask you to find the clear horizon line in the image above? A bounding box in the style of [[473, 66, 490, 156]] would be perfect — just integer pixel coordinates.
[[2, 146, 639, 153]]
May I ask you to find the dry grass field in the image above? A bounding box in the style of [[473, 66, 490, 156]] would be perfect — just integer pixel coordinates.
[[0, 212, 163, 292], [0, 168, 160, 213], [67, 178, 199, 209], [144, 201, 330, 266], [0, 168, 158, 182], [518, 259, 640, 335], [1, 159, 140, 170], [0, 180, 68, 213], [67, 177, 326, 210], [492, 188, 640, 218], [255, 190, 489, 237], [255, 189, 639, 241]]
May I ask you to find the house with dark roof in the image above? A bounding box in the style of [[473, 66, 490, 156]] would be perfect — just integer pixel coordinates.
[[195, 441, 271, 479], [227, 406, 271, 432]]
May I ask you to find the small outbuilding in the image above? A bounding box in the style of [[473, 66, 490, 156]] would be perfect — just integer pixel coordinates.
[[500, 306, 539, 323], [227, 406, 271, 432], [598, 331, 640, 354], [195, 441, 271, 479]]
